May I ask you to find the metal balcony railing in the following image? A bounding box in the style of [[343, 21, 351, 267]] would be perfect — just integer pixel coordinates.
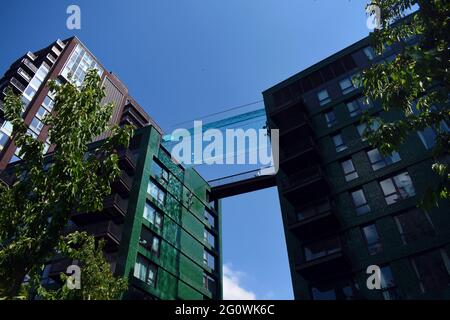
[[280, 136, 316, 160], [10, 77, 25, 92], [281, 165, 324, 190], [22, 58, 38, 73]]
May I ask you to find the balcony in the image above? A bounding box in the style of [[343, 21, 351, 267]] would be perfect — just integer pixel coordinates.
[[281, 166, 329, 206], [117, 148, 136, 175], [269, 100, 309, 132], [21, 58, 38, 73], [120, 103, 148, 128], [112, 170, 133, 197], [10, 77, 25, 92], [80, 220, 122, 252], [279, 137, 320, 174], [17, 68, 31, 82], [72, 193, 128, 224], [26, 51, 37, 61], [56, 39, 66, 49], [295, 237, 350, 279], [289, 198, 339, 239], [46, 53, 57, 64]]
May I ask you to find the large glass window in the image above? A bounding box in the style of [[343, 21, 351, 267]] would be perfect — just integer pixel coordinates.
[[204, 209, 215, 228], [151, 160, 169, 182], [351, 189, 370, 215], [204, 229, 215, 248], [147, 180, 166, 206], [339, 75, 358, 94], [417, 128, 436, 150], [363, 46, 376, 60], [341, 159, 358, 182], [346, 97, 373, 117], [134, 255, 158, 287], [29, 117, 44, 135], [203, 273, 216, 294], [332, 133, 347, 152], [203, 250, 215, 270], [379, 172, 416, 205], [362, 224, 383, 255], [317, 89, 331, 106], [394, 209, 435, 244], [380, 266, 401, 300], [139, 227, 161, 256], [41, 95, 54, 112], [324, 110, 337, 127], [143, 201, 163, 230], [411, 249, 450, 293], [356, 120, 380, 141], [303, 237, 341, 261], [61, 44, 103, 87], [367, 148, 401, 171]]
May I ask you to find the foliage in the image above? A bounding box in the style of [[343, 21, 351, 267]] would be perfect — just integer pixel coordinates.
[[33, 232, 127, 300], [0, 69, 133, 298], [361, 0, 449, 208]]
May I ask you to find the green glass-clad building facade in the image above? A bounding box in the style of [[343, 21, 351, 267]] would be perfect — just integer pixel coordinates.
[[114, 125, 223, 300], [263, 35, 450, 300]]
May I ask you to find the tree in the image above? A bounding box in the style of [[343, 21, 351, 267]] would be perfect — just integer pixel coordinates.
[[0, 69, 133, 298], [32, 232, 127, 300], [361, 0, 449, 208]]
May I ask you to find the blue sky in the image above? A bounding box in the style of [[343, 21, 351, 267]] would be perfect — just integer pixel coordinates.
[[1, 0, 371, 299]]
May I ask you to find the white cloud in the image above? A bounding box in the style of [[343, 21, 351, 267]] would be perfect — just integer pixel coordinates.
[[222, 264, 256, 300]]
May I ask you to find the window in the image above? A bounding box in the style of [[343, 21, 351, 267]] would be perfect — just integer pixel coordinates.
[[362, 224, 382, 255], [143, 201, 163, 230], [204, 229, 215, 248], [134, 255, 158, 287], [341, 159, 358, 182], [296, 199, 332, 221], [417, 128, 436, 150], [0, 131, 9, 151], [357, 120, 380, 140], [147, 180, 166, 206], [29, 117, 44, 135], [324, 110, 337, 127], [332, 134, 347, 152], [411, 249, 450, 293], [311, 283, 355, 300], [379, 172, 415, 205], [42, 95, 54, 112], [317, 89, 331, 106], [394, 208, 435, 244], [61, 44, 103, 87], [380, 266, 401, 300], [367, 148, 401, 171], [339, 76, 357, 94], [351, 189, 370, 215], [203, 273, 217, 294], [346, 97, 373, 117], [35, 106, 49, 120], [203, 250, 215, 270], [363, 46, 376, 60], [303, 237, 341, 261], [151, 160, 169, 182], [139, 227, 161, 256], [204, 210, 215, 228]]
